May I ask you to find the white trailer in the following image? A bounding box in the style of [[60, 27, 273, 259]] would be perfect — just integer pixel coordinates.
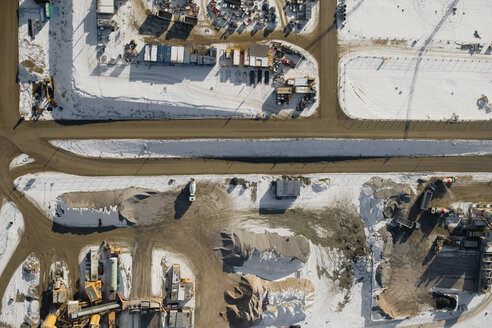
[[150, 45, 158, 62], [144, 44, 151, 62]]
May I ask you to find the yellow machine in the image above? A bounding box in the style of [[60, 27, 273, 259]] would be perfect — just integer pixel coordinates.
[[89, 314, 101, 328], [107, 311, 116, 328], [41, 314, 58, 328], [84, 280, 102, 303], [42, 77, 56, 105]]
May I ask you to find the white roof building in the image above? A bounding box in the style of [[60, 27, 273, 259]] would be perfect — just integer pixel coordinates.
[[97, 0, 114, 15]]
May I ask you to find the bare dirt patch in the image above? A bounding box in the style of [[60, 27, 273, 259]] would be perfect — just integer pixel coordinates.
[[20, 58, 44, 75]]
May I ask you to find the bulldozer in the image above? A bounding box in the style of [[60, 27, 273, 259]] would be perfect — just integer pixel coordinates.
[[432, 236, 445, 255]]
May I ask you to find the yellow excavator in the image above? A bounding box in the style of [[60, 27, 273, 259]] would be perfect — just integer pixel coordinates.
[[41, 314, 100, 328], [42, 76, 56, 106]]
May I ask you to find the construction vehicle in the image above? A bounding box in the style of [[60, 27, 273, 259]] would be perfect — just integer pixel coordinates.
[[43, 77, 56, 106], [420, 184, 436, 211], [89, 314, 101, 328], [441, 177, 457, 185], [189, 179, 196, 202], [85, 280, 102, 303], [432, 236, 445, 254], [41, 314, 57, 328], [393, 215, 420, 230], [431, 207, 450, 215], [100, 240, 122, 255]]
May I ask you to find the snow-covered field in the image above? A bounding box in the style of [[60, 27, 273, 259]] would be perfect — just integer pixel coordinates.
[[338, 0, 492, 43], [339, 54, 492, 121], [18, 0, 319, 120], [337, 0, 492, 121], [50, 138, 492, 158], [0, 200, 24, 278], [0, 254, 40, 327]]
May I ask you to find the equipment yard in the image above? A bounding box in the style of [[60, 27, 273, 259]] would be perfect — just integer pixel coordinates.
[[1, 0, 492, 327]]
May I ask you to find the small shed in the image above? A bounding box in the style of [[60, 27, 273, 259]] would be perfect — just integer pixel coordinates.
[[274, 180, 301, 198]]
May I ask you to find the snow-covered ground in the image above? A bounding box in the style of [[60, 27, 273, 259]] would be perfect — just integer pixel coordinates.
[[339, 53, 492, 121], [50, 138, 492, 158], [18, 0, 319, 120], [0, 199, 24, 278], [337, 0, 492, 121], [0, 254, 40, 327], [338, 0, 492, 43], [9, 154, 36, 169]]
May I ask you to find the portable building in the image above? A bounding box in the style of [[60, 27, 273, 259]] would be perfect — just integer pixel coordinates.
[[150, 45, 158, 62], [294, 86, 312, 94], [183, 46, 192, 64], [168, 309, 192, 328], [274, 180, 301, 198], [177, 46, 185, 64], [144, 44, 152, 62], [97, 0, 114, 15], [171, 46, 179, 63], [233, 49, 240, 66]]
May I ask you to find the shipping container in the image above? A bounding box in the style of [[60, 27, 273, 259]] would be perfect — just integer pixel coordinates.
[[150, 45, 158, 62], [233, 49, 240, 66], [171, 46, 178, 63], [144, 44, 151, 62], [45, 3, 51, 19], [177, 46, 185, 64]]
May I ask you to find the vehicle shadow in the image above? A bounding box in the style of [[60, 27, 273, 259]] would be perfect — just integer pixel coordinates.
[[173, 183, 192, 219]]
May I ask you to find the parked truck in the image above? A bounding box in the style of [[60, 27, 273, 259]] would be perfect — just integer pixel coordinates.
[[393, 215, 420, 230], [420, 183, 436, 211]]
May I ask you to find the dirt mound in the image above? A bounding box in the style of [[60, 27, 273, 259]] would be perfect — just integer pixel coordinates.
[[383, 192, 412, 218], [223, 274, 313, 328], [218, 229, 310, 267], [366, 177, 413, 200], [61, 183, 232, 225]]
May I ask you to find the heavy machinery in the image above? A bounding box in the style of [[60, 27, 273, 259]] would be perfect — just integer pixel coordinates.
[[84, 280, 102, 303], [441, 177, 457, 185], [88, 314, 100, 328], [43, 77, 56, 106], [41, 314, 57, 328], [431, 207, 450, 215], [432, 236, 445, 255]]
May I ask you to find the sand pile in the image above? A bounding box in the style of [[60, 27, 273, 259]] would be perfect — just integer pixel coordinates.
[[60, 184, 231, 225], [218, 230, 310, 279], [224, 274, 314, 327]]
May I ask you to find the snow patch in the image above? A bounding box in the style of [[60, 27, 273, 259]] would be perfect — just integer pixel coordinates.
[[9, 154, 35, 169], [50, 138, 492, 158], [0, 199, 24, 278], [0, 254, 40, 327]]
